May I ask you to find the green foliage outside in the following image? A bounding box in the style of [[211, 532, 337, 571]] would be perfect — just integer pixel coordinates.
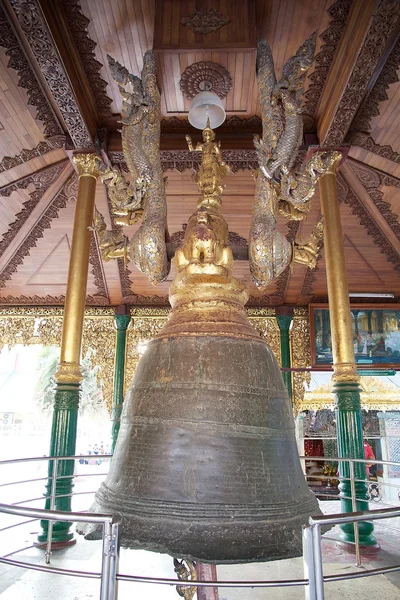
[[35, 346, 104, 415]]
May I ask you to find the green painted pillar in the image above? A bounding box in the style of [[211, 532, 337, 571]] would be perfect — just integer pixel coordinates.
[[38, 154, 100, 546], [319, 155, 375, 546], [37, 384, 80, 545], [334, 381, 375, 544], [111, 309, 131, 453], [276, 313, 293, 400]]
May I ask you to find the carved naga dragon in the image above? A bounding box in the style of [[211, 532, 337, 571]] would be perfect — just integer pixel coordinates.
[[92, 51, 170, 285], [250, 35, 341, 288]]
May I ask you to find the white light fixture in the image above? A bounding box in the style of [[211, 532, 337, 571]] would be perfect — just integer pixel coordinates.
[[188, 91, 226, 130], [349, 293, 394, 298]]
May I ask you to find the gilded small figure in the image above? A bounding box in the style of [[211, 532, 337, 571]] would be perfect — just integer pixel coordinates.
[[186, 119, 230, 208]]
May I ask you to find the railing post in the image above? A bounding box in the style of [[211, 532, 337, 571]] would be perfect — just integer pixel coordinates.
[[45, 457, 58, 564], [311, 523, 325, 600], [303, 525, 317, 600], [349, 460, 362, 567], [100, 520, 119, 600]]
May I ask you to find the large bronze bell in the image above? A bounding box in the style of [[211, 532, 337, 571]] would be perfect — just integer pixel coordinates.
[[82, 152, 321, 562]]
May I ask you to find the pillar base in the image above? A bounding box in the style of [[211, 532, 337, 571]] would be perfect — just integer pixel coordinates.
[[335, 539, 380, 554], [34, 538, 77, 550]]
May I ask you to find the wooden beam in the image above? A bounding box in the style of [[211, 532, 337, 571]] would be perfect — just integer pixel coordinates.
[[317, 0, 400, 146], [341, 161, 400, 256], [36, 0, 98, 137], [6, 0, 93, 148]]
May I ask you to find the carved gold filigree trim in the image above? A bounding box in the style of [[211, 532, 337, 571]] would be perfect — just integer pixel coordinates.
[[290, 308, 311, 416], [73, 154, 101, 178], [55, 361, 83, 383], [0, 307, 296, 413], [302, 377, 400, 411], [332, 362, 360, 384], [0, 307, 115, 412]]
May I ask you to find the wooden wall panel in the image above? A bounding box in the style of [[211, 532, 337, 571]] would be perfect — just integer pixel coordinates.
[[0, 200, 97, 298], [79, 0, 155, 114], [154, 0, 255, 50], [256, 0, 332, 82], [308, 203, 400, 299], [0, 188, 31, 242], [0, 48, 46, 160], [348, 147, 400, 179], [369, 78, 400, 153], [0, 150, 67, 188]]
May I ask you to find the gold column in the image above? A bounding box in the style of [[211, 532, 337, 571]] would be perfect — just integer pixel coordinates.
[[56, 154, 100, 382], [319, 155, 375, 546], [319, 154, 358, 384]]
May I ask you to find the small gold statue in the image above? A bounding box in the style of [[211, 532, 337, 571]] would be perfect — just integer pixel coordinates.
[[186, 119, 230, 208], [89, 207, 127, 266], [293, 218, 324, 270], [173, 558, 197, 600]]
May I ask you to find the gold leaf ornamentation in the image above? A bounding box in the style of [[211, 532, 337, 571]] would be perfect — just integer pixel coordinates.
[[290, 308, 311, 415]]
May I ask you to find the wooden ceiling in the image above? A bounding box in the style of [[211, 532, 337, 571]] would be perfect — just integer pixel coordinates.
[[0, 0, 400, 308]]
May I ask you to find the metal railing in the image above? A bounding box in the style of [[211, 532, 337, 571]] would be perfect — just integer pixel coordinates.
[[0, 454, 399, 599]]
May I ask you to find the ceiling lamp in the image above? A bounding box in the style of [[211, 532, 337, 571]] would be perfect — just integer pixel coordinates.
[[188, 91, 226, 130]]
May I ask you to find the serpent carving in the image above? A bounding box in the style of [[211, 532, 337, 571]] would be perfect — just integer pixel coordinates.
[[93, 51, 170, 285], [249, 35, 340, 288]]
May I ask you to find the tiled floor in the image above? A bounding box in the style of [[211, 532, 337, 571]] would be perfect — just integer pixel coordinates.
[[0, 499, 399, 599]]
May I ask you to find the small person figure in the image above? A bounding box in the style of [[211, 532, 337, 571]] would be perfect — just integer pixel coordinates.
[[364, 440, 375, 479]]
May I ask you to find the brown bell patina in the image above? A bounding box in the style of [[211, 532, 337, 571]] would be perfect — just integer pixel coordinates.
[[81, 123, 321, 563]]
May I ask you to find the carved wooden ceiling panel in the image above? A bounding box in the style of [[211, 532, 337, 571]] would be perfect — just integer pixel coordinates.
[[0, 0, 399, 308], [80, 0, 155, 115], [0, 198, 96, 297], [0, 48, 46, 160], [369, 77, 400, 153]]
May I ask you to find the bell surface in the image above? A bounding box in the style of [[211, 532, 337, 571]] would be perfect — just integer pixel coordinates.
[[81, 121, 322, 563], [84, 330, 320, 563]]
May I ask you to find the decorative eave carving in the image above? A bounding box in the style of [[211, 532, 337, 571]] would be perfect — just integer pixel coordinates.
[[59, 0, 112, 117], [161, 115, 262, 133], [346, 131, 400, 164], [323, 1, 400, 146], [0, 294, 109, 306], [180, 9, 230, 34], [117, 257, 169, 306], [0, 161, 68, 259], [347, 159, 400, 241], [246, 295, 272, 307], [8, 0, 92, 148], [308, 295, 400, 304], [350, 37, 400, 134], [0, 139, 67, 174], [179, 62, 232, 100], [0, 171, 76, 288], [89, 234, 109, 302], [122, 293, 170, 306], [0, 3, 64, 139], [338, 172, 400, 273], [109, 150, 259, 173], [303, 0, 353, 128]]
